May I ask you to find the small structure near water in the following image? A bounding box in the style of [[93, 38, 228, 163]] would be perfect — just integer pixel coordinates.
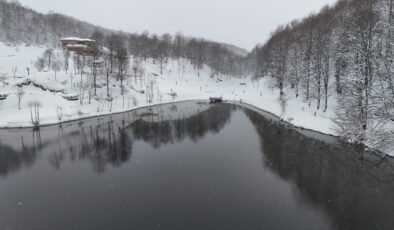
[[0, 93, 9, 100], [209, 97, 223, 103], [62, 94, 80, 101]]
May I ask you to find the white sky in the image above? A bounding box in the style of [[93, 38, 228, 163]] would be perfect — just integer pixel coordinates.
[[18, 0, 337, 50]]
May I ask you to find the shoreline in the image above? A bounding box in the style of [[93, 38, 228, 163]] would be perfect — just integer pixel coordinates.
[[228, 100, 388, 157], [0, 98, 390, 158], [0, 99, 197, 130]]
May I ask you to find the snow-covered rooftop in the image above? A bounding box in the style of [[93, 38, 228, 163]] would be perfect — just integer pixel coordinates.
[[61, 37, 95, 42]]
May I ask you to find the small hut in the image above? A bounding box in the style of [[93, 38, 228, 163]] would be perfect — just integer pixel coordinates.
[[60, 37, 97, 56], [0, 93, 9, 100]]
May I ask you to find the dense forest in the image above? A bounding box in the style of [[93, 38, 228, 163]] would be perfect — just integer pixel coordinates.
[[250, 0, 394, 146]]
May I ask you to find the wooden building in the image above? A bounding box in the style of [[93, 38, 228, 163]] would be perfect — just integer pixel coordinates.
[[60, 37, 97, 56]]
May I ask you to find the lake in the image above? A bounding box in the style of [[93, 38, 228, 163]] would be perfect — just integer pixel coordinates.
[[0, 101, 393, 230]]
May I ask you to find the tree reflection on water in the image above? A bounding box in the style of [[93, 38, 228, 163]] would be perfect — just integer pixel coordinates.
[[0, 102, 393, 230], [245, 108, 394, 230], [0, 102, 234, 174]]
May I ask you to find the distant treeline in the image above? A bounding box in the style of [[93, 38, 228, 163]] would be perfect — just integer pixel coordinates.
[[0, 0, 110, 46], [0, 0, 248, 77], [92, 31, 248, 77]]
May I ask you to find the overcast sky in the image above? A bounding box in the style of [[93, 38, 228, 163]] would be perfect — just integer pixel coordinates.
[[18, 0, 337, 50]]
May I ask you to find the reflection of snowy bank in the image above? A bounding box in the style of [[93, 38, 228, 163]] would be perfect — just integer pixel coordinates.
[[137, 101, 211, 122], [0, 42, 392, 156], [0, 101, 234, 175], [0, 101, 212, 152]]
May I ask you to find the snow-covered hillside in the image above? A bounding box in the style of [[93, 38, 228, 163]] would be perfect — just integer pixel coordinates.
[[0, 42, 391, 156]]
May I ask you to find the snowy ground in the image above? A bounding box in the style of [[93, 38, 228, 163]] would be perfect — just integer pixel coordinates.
[[0, 42, 391, 156]]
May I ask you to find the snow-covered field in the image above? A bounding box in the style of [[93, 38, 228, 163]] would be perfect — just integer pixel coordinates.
[[0, 42, 391, 156]]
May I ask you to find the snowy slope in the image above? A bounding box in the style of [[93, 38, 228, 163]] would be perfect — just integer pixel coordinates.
[[0, 42, 391, 156], [0, 43, 45, 74]]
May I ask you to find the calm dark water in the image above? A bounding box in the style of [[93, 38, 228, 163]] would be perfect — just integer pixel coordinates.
[[0, 102, 393, 230]]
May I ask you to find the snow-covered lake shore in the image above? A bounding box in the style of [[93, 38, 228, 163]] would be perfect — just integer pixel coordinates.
[[0, 42, 392, 156]]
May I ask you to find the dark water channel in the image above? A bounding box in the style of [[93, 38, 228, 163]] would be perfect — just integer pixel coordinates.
[[0, 101, 393, 230]]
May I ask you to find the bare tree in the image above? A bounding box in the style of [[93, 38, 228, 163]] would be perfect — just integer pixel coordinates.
[[90, 30, 105, 47], [28, 100, 42, 129], [89, 53, 100, 96], [63, 50, 70, 74], [132, 58, 142, 84], [43, 49, 53, 70], [12, 67, 17, 79], [16, 87, 25, 110], [77, 54, 86, 105], [103, 52, 112, 98], [116, 46, 130, 95], [132, 95, 138, 107], [51, 59, 61, 80], [34, 57, 45, 72], [0, 72, 7, 87], [106, 33, 123, 74], [57, 106, 63, 122], [278, 93, 289, 120], [157, 33, 172, 74]]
